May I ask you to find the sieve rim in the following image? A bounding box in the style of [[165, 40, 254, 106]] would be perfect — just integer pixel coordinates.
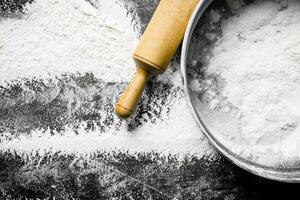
[[180, 0, 300, 183]]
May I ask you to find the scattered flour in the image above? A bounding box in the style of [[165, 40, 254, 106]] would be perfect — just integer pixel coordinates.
[[0, 0, 214, 159], [0, 0, 137, 83], [192, 0, 300, 166], [0, 98, 213, 157]]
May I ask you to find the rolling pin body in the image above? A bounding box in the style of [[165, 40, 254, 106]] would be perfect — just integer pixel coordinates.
[[115, 0, 200, 118]]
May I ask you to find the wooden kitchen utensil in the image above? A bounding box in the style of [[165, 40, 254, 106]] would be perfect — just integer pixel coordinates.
[[115, 0, 200, 118]]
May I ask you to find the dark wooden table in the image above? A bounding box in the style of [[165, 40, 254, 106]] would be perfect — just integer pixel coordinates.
[[0, 0, 299, 199]]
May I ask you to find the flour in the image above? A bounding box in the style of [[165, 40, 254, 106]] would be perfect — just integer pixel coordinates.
[[0, 97, 214, 157], [0, 0, 137, 83], [0, 0, 214, 159], [192, 0, 300, 166]]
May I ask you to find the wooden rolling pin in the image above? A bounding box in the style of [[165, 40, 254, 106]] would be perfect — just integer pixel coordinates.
[[115, 0, 200, 118]]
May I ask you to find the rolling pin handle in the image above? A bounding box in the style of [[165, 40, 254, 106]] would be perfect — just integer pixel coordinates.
[[115, 67, 152, 118]]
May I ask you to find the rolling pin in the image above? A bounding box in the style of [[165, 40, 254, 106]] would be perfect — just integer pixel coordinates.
[[115, 0, 200, 118]]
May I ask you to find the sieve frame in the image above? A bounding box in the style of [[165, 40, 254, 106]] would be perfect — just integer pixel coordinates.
[[180, 0, 300, 183]]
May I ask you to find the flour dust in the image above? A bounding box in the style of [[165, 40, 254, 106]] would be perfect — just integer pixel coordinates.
[[0, 0, 214, 160]]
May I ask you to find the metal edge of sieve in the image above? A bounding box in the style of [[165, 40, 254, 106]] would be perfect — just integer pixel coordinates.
[[181, 0, 300, 183]]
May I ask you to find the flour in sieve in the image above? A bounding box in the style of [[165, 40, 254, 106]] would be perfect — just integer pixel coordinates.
[[191, 0, 300, 166]]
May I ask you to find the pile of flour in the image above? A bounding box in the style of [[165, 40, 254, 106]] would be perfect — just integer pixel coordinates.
[[0, 0, 214, 159], [192, 0, 300, 165]]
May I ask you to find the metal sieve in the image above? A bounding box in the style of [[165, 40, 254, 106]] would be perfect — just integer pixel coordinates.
[[181, 0, 300, 182]]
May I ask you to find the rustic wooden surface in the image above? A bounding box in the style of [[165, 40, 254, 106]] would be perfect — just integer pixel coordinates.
[[0, 0, 299, 199]]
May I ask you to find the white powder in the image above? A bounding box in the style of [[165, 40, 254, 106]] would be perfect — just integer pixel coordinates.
[[0, 98, 214, 158], [0, 0, 137, 83], [193, 0, 300, 166], [0, 0, 214, 159]]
